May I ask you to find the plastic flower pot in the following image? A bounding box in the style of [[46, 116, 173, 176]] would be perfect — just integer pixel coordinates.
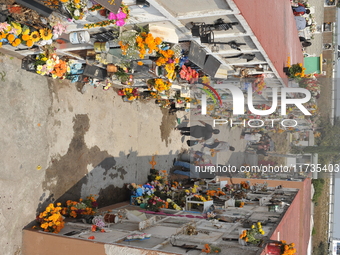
[[266, 244, 281, 254]]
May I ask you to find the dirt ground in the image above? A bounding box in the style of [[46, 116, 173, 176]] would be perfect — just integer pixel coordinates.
[[310, 62, 333, 253], [312, 177, 330, 255]]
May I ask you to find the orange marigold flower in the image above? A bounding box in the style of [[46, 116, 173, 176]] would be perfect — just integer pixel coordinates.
[[137, 61, 143, 66], [21, 34, 30, 41], [7, 34, 15, 42], [26, 39, 33, 47]]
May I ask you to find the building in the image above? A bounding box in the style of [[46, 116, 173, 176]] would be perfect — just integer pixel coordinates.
[[22, 179, 311, 255]]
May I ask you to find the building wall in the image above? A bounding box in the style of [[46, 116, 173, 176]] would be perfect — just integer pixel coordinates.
[[323, 32, 334, 44], [324, 7, 337, 22], [22, 229, 177, 255]]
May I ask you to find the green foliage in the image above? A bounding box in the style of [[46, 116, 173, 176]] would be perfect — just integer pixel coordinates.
[[312, 179, 325, 202], [301, 117, 340, 160], [312, 227, 316, 235]]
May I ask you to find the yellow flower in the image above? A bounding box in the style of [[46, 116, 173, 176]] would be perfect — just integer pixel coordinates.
[[30, 31, 40, 42], [39, 28, 52, 41], [11, 22, 22, 35]]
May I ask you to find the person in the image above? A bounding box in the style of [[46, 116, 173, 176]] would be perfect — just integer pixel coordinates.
[[240, 132, 262, 142], [292, 3, 310, 16], [299, 37, 312, 48], [175, 120, 220, 141], [203, 139, 235, 152], [294, 16, 307, 31], [173, 160, 213, 179]]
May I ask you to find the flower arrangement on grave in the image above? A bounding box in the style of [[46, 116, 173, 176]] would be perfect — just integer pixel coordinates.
[[206, 212, 218, 221], [206, 188, 226, 197], [279, 241, 297, 255], [118, 30, 162, 59], [36, 203, 65, 233], [91, 215, 106, 232], [222, 184, 234, 194], [241, 181, 250, 190], [166, 198, 182, 210], [147, 78, 172, 92], [148, 169, 167, 184], [239, 222, 265, 245], [84, 3, 130, 28], [0, 22, 53, 48], [191, 194, 211, 202], [61, 195, 98, 218], [117, 87, 138, 101], [288, 63, 306, 80], [61, 0, 87, 20], [179, 65, 199, 84], [299, 78, 320, 97], [252, 74, 267, 95], [202, 243, 221, 253], [146, 195, 166, 211], [36, 54, 70, 79], [52, 22, 66, 39], [235, 201, 245, 208]]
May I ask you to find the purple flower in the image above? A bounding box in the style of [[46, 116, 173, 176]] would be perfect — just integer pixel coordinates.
[[116, 19, 125, 27], [116, 11, 127, 20], [108, 12, 117, 20]]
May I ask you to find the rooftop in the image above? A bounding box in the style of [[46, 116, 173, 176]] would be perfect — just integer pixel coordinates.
[[23, 185, 301, 255]]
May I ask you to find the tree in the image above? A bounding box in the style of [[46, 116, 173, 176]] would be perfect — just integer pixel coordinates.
[[292, 117, 340, 162]]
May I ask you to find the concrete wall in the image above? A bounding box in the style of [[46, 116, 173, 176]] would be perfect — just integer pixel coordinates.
[[324, 7, 337, 22], [22, 229, 177, 255]]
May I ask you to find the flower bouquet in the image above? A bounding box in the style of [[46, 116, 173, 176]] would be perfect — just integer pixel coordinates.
[[84, 3, 130, 29], [118, 30, 162, 59], [0, 22, 53, 48], [239, 222, 265, 245], [280, 241, 296, 255], [202, 244, 221, 253], [61, 0, 88, 20], [288, 63, 306, 80], [146, 195, 166, 211], [37, 203, 65, 233], [117, 87, 138, 101], [252, 75, 267, 95], [147, 78, 172, 92], [61, 195, 98, 218]]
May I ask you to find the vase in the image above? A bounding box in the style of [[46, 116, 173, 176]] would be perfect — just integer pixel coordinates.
[[266, 244, 281, 254]]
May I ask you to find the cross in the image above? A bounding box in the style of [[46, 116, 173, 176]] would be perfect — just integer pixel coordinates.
[[108, 0, 116, 5], [149, 155, 157, 169]]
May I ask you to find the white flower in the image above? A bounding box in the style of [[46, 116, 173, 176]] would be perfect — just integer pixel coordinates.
[[46, 39, 53, 45], [74, 9, 80, 17], [37, 65, 43, 71]]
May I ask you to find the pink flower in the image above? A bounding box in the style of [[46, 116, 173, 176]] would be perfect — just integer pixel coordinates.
[[116, 19, 125, 27], [108, 12, 117, 20], [116, 11, 127, 20], [0, 22, 9, 32]]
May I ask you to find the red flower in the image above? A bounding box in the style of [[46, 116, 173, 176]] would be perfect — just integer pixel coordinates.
[[88, 236, 95, 239]]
